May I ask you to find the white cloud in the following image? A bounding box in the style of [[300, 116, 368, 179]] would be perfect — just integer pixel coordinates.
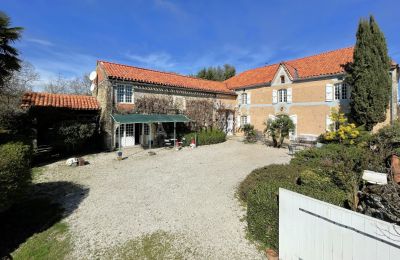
[[25, 37, 53, 47], [125, 52, 176, 70], [153, 0, 183, 16]]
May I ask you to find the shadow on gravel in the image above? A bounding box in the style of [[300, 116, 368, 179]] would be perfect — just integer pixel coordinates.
[[0, 181, 89, 258]]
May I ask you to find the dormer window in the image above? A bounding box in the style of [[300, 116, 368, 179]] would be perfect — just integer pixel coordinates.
[[280, 75, 285, 84]]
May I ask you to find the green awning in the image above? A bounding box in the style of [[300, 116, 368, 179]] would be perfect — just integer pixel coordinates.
[[111, 114, 191, 124]]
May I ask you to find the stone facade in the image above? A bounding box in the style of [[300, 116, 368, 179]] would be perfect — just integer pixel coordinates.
[[235, 66, 399, 138], [93, 64, 236, 150]]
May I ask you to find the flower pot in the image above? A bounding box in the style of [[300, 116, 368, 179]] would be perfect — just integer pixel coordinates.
[[265, 249, 278, 260], [391, 155, 400, 184], [117, 151, 123, 160]]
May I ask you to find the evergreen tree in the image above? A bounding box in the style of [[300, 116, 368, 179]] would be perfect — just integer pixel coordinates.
[[346, 15, 391, 130], [194, 64, 236, 81], [0, 11, 23, 91]]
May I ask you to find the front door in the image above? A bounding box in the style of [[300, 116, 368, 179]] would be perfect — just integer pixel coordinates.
[[227, 112, 234, 135], [124, 124, 135, 146], [116, 124, 136, 147]]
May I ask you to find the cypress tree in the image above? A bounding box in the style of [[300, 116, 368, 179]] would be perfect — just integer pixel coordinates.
[[347, 15, 391, 130]]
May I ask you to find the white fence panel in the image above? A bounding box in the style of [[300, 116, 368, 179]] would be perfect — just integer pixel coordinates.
[[279, 188, 400, 260]]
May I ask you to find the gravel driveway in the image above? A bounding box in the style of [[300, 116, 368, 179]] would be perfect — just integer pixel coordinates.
[[37, 138, 290, 259]]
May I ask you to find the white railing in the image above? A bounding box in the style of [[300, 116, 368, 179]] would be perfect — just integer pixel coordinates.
[[279, 188, 400, 260]]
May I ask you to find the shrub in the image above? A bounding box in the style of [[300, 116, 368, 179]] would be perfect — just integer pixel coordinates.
[[57, 121, 97, 152], [241, 124, 257, 143], [292, 144, 384, 210], [264, 114, 295, 148], [0, 142, 32, 211], [182, 128, 226, 146], [369, 122, 400, 161], [323, 109, 360, 144], [238, 164, 302, 202], [246, 164, 346, 250]]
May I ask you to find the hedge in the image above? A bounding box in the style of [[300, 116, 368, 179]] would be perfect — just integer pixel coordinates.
[[183, 128, 226, 146], [0, 142, 32, 211], [242, 164, 346, 250]]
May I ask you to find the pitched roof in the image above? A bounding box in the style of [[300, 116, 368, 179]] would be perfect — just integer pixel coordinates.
[[21, 92, 100, 110], [225, 46, 355, 89], [99, 61, 234, 95]]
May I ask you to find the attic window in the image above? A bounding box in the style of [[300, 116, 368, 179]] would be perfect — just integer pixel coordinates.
[[280, 75, 285, 84]]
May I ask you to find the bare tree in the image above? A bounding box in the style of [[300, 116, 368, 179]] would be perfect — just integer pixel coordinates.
[[44, 73, 91, 95], [0, 61, 39, 106]]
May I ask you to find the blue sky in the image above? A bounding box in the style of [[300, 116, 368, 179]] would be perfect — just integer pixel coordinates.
[[3, 0, 400, 87]]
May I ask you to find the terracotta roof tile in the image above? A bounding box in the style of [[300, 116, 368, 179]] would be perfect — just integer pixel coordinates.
[[99, 61, 234, 95], [21, 92, 100, 110], [225, 46, 355, 89]]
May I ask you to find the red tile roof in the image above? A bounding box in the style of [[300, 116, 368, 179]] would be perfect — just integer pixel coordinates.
[[21, 92, 100, 110], [99, 61, 234, 95], [98, 46, 392, 92], [225, 46, 355, 89]]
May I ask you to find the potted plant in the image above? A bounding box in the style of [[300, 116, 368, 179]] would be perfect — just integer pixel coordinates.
[[391, 148, 400, 183]]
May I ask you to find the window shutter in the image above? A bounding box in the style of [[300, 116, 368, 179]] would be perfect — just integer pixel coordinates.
[[247, 115, 251, 124], [287, 88, 292, 103], [272, 90, 278, 104], [326, 115, 333, 131], [326, 84, 333, 101], [238, 93, 242, 106], [247, 93, 251, 105], [289, 115, 297, 141]]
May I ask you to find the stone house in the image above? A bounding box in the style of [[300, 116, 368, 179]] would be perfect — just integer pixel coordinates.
[[93, 46, 399, 150], [227, 46, 399, 140], [93, 61, 237, 150]]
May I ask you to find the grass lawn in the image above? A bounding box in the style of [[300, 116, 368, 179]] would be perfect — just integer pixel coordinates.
[[106, 230, 199, 259], [12, 222, 71, 260]]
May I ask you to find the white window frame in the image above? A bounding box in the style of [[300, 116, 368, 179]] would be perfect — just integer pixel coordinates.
[[334, 83, 349, 100], [278, 89, 288, 103], [240, 115, 248, 125], [241, 93, 247, 105], [116, 84, 134, 103]]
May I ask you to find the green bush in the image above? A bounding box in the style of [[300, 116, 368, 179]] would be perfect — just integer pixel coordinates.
[[183, 128, 226, 146], [369, 122, 400, 161], [246, 164, 346, 250], [0, 142, 32, 211], [57, 121, 97, 152], [241, 124, 257, 143], [265, 114, 295, 148], [238, 164, 302, 202]]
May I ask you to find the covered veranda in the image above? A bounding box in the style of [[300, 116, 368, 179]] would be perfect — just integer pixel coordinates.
[[111, 114, 191, 150]]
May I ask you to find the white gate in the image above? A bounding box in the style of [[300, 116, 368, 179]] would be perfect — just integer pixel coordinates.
[[279, 188, 400, 260]]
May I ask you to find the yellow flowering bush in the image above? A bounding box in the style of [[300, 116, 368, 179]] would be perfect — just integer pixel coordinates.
[[324, 109, 360, 144]]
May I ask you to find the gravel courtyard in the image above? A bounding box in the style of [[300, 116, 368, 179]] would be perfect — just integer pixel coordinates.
[[37, 138, 290, 259]]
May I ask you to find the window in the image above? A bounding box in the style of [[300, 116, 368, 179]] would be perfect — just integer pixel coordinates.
[[280, 75, 285, 84], [334, 83, 348, 100], [144, 124, 149, 135], [240, 116, 248, 125], [241, 93, 247, 104], [125, 124, 134, 137], [116, 84, 133, 103], [278, 89, 287, 103], [117, 85, 125, 103]]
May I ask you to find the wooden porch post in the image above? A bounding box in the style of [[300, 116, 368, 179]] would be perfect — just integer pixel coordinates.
[[174, 122, 176, 147], [149, 123, 152, 149]]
